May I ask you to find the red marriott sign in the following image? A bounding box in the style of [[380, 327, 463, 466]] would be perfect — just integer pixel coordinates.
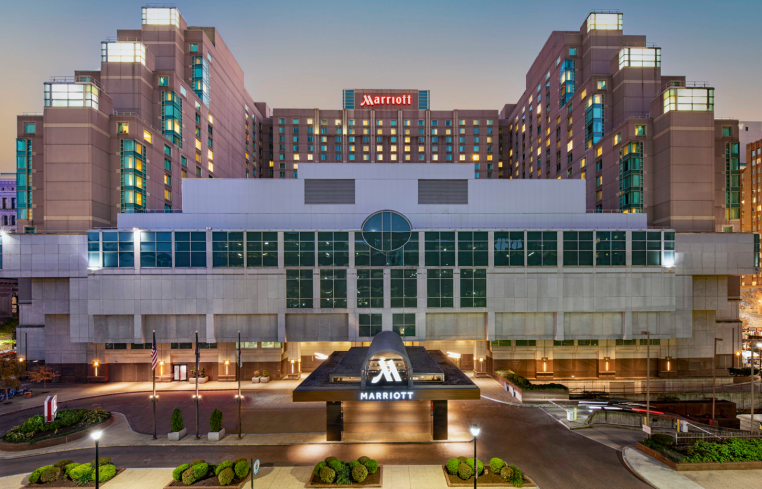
[[360, 94, 412, 107]]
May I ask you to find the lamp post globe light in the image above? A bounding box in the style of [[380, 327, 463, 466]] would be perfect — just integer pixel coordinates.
[[470, 424, 480, 488], [91, 430, 102, 489]]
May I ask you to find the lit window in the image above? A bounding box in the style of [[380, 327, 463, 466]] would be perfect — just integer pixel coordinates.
[[614, 133, 621, 145], [190, 43, 198, 53], [635, 125, 646, 136], [143, 130, 153, 144], [101, 41, 147, 65], [208, 149, 214, 161], [159, 76, 168, 86], [208, 114, 214, 125], [117, 122, 128, 134], [596, 146, 602, 157], [24, 122, 36, 133], [597, 80, 607, 90]]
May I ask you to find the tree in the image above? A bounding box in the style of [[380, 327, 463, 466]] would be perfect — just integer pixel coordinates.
[[26, 365, 59, 392], [0, 357, 25, 401]]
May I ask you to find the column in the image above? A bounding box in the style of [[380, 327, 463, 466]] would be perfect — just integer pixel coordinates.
[[326, 401, 343, 442], [432, 400, 448, 440]]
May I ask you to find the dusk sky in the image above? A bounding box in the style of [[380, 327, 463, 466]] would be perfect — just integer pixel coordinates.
[[2, 0, 760, 173]]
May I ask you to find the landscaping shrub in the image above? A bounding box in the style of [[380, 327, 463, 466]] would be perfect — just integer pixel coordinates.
[[325, 456, 339, 464], [490, 457, 505, 474], [684, 438, 762, 463], [335, 462, 352, 485], [327, 459, 342, 472], [348, 460, 360, 469], [98, 464, 117, 483], [651, 434, 675, 447], [92, 456, 111, 467], [40, 466, 61, 483], [262, 370, 270, 378], [234, 460, 249, 479], [193, 463, 209, 479], [496, 369, 569, 391], [729, 367, 760, 377], [29, 464, 54, 483], [352, 463, 368, 482], [364, 459, 378, 474], [457, 456, 467, 463], [358, 456, 370, 464], [216, 460, 234, 476], [446, 458, 460, 475], [233, 458, 247, 466], [210, 409, 223, 432], [507, 465, 523, 488], [82, 409, 110, 425], [3, 409, 110, 444], [173, 464, 190, 481], [171, 409, 184, 432], [53, 459, 73, 468], [64, 463, 80, 478], [313, 461, 326, 475], [70, 463, 92, 481], [466, 457, 484, 475], [318, 465, 336, 484], [190, 459, 206, 467], [457, 462, 473, 480], [500, 465, 513, 481], [253, 370, 261, 377], [181, 467, 196, 486], [218, 467, 235, 486]]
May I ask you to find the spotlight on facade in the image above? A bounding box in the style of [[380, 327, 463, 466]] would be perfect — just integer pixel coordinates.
[[446, 352, 461, 359], [315, 353, 328, 360]]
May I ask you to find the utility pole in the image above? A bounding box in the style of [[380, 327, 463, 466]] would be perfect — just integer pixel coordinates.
[[641, 330, 650, 437], [713, 338, 722, 421]]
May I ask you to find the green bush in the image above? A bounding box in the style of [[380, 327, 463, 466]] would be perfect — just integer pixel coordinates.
[[234, 460, 249, 479], [466, 458, 483, 475], [233, 458, 247, 466], [53, 459, 73, 468], [457, 462, 473, 480], [92, 456, 111, 467], [457, 456, 467, 463], [173, 464, 190, 481], [216, 460, 234, 476], [193, 463, 209, 479], [358, 455, 370, 464], [496, 369, 569, 391], [319, 466, 336, 484], [729, 367, 760, 377], [171, 408, 184, 432], [489, 457, 505, 474], [21, 415, 44, 434], [253, 370, 261, 377], [29, 464, 53, 483], [507, 465, 524, 488], [98, 464, 117, 483], [70, 463, 92, 481], [348, 460, 359, 469], [218, 467, 235, 486], [325, 456, 338, 464], [364, 459, 378, 474], [40, 466, 61, 483], [651, 434, 675, 447], [182, 467, 196, 486], [190, 459, 206, 467], [210, 409, 223, 432], [352, 463, 368, 482], [327, 459, 341, 472], [313, 461, 326, 475], [500, 465, 513, 481], [262, 370, 270, 378], [64, 463, 80, 478], [684, 438, 762, 463], [446, 458, 460, 475]]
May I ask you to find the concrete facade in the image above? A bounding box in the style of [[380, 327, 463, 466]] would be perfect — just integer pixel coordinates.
[[740, 137, 762, 288], [4, 164, 755, 382]]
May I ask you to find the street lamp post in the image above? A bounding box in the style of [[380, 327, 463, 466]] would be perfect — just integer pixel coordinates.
[[712, 338, 722, 421], [641, 330, 650, 437], [470, 424, 480, 489], [91, 430, 102, 489]]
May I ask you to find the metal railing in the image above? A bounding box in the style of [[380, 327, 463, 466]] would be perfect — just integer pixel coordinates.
[[122, 209, 183, 214]]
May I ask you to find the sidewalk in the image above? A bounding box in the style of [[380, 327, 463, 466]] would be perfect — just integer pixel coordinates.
[[0, 466, 474, 489]]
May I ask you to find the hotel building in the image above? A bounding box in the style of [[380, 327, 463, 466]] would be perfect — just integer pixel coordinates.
[[741, 137, 762, 288], [4, 165, 754, 385]]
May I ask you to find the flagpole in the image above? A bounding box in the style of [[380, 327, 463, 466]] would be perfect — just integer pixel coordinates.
[[152, 330, 157, 440], [237, 331, 242, 440], [195, 330, 200, 440]]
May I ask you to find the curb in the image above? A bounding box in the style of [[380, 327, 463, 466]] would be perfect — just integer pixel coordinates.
[[621, 447, 658, 489]]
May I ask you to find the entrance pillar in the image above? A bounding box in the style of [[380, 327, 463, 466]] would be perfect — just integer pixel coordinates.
[[326, 401, 343, 441], [432, 400, 448, 440]]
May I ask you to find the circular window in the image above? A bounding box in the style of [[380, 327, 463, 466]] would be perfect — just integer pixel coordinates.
[[361, 211, 412, 252]]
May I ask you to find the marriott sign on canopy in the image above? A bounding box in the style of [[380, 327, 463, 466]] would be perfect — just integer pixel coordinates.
[[360, 94, 412, 106]]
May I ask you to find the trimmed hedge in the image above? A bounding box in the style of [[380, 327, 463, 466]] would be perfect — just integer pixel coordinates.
[[40, 467, 61, 483], [218, 467, 235, 486], [446, 458, 460, 475], [98, 464, 117, 483], [29, 465, 53, 484], [171, 409, 184, 433], [54, 459, 73, 468], [351, 464, 368, 482], [358, 456, 370, 465], [319, 466, 336, 484], [496, 369, 568, 391], [466, 457, 483, 475], [234, 460, 249, 479], [313, 461, 326, 475], [193, 463, 209, 479], [210, 409, 223, 433], [181, 467, 196, 486], [216, 460, 234, 476], [490, 457, 505, 474], [457, 462, 473, 480], [364, 459, 378, 474], [4, 409, 110, 444], [173, 464, 190, 481], [92, 456, 111, 467]]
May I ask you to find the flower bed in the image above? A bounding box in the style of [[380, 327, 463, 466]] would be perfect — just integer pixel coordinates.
[[637, 436, 762, 471], [494, 370, 568, 403], [166, 459, 251, 488], [3, 409, 111, 445], [25, 457, 123, 487], [442, 456, 535, 487], [308, 456, 382, 487]]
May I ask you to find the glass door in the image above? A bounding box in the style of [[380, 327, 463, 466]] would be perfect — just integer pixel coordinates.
[[173, 364, 187, 381]]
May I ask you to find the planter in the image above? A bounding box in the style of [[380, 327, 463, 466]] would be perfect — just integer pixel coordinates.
[[207, 428, 225, 441], [165, 470, 250, 488], [733, 375, 760, 383], [189, 377, 208, 384], [24, 467, 126, 487], [636, 442, 762, 471], [251, 377, 260, 383], [259, 377, 270, 383], [494, 373, 568, 403], [441, 465, 536, 487], [0, 415, 114, 452], [168, 428, 187, 441], [308, 466, 383, 487]]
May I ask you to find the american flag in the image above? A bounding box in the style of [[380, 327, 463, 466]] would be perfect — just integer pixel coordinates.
[[150, 331, 158, 371]]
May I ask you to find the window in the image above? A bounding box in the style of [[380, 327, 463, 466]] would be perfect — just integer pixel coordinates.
[[515, 340, 536, 347], [577, 340, 599, 346], [663, 231, 675, 266], [457, 232, 488, 266], [722, 126, 732, 137], [427, 269, 454, 307], [359, 314, 382, 337], [393, 313, 415, 337], [357, 269, 384, 308], [105, 343, 127, 350], [212, 231, 244, 267], [159, 76, 168, 86], [317, 232, 349, 267], [140, 231, 172, 268], [553, 340, 575, 346], [390, 269, 417, 308], [640, 339, 661, 346], [494, 232, 525, 266], [527, 231, 557, 266], [569, 47, 577, 56], [180, 85, 186, 97], [460, 269, 487, 307], [632, 231, 662, 266], [635, 125, 646, 136], [174, 231, 206, 267], [24, 122, 36, 134], [115, 122, 129, 134], [562, 231, 593, 266], [355, 232, 418, 267], [320, 269, 347, 308], [143, 130, 153, 144], [613, 132, 621, 145], [196, 166, 202, 177], [616, 339, 636, 346], [102, 231, 134, 268], [87, 232, 100, 267], [170, 343, 193, 350], [425, 232, 455, 267], [597, 80, 606, 90], [491, 340, 512, 347], [246, 232, 278, 267], [284, 232, 315, 266], [286, 269, 313, 308], [190, 43, 198, 52], [596, 231, 626, 266]]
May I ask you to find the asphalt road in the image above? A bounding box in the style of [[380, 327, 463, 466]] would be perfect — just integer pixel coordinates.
[[0, 391, 648, 488]]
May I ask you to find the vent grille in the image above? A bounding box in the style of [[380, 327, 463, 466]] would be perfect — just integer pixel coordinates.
[[304, 179, 355, 204], [417, 179, 468, 205]]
